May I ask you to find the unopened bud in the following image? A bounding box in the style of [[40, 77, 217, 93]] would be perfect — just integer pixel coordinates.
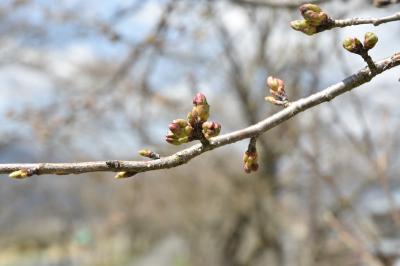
[[299, 4, 329, 26], [299, 3, 322, 14], [188, 104, 210, 124], [169, 119, 192, 136], [192, 92, 208, 106], [138, 149, 160, 159], [139, 149, 152, 157], [363, 32, 378, 50], [115, 171, 137, 179], [266, 76, 287, 104], [202, 121, 221, 139], [302, 10, 328, 26], [267, 76, 284, 92], [165, 119, 193, 145], [243, 151, 258, 174], [165, 136, 181, 145], [9, 169, 30, 179], [290, 20, 317, 35], [342, 37, 364, 54]]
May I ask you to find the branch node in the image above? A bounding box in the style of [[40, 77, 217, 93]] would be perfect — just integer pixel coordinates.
[[106, 160, 121, 169]]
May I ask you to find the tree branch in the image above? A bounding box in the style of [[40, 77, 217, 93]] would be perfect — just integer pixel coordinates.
[[231, 0, 329, 9], [333, 11, 400, 27], [1, 52, 399, 178], [373, 0, 400, 7]]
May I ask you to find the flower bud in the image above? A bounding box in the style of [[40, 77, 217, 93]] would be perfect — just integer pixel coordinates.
[[202, 121, 221, 139], [342, 37, 364, 54], [363, 32, 378, 50], [139, 149, 152, 157], [299, 3, 322, 14], [165, 135, 181, 145], [188, 104, 210, 125], [192, 92, 208, 106], [9, 169, 30, 179], [266, 76, 287, 103], [290, 20, 317, 35], [302, 10, 328, 26], [115, 171, 137, 179], [243, 151, 258, 174], [138, 149, 160, 159], [267, 76, 284, 93], [169, 119, 191, 136], [165, 119, 193, 145], [298, 4, 329, 26]]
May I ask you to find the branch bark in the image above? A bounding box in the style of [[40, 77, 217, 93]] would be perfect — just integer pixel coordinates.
[[333, 12, 400, 27], [231, 0, 329, 9], [373, 0, 400, 7], [1, 52, 399, 177]]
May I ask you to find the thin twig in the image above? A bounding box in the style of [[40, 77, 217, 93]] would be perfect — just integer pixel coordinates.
[[333, 12, 400, 27], [324, 212, 382, 266], [231, 0, 328, 9], [1, 53, 399, 177], [373, 0, 400, 7]]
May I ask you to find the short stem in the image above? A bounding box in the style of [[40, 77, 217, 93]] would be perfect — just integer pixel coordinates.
[[248, 137, 257, 153], [360, 50, 377, 74], [193, 122, 210, 146]]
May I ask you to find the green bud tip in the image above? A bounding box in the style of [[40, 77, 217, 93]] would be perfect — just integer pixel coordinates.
[[139, 149, 152, 157], [290, 20, 317, 35], [115, 171, 137, 179], [342, 37, 364, 54], [299, 4, 322, 14], [302, 10, 328, 26], [9, 170, 29, 179], [364, 32, 378, 50]]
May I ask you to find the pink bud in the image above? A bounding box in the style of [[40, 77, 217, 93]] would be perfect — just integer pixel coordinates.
[[192, 92, 208, 105]]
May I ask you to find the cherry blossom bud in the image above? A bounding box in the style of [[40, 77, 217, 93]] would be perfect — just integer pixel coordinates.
[[299, 3, 322, 15], [290, 20, 317, 35], [192, 92, 208, 106], [342, 37, 364, 54], [9, 169, 29, 179], [138, 149, 160, 159], [363, 32, 378, 50], [266, 76, 287, 104], [165, 119, 193, 145], [299, 4, 329, 26], [267, 76, 284, 92], [243, 151, 259, 174], [115, 171, 137, 179], [302, 11, 328, 26], [202, 121, 221, 139]]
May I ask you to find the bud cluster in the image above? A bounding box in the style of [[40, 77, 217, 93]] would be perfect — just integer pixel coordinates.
[[265, 76, 289, 106], [242, 137, 259, 174], [243, 151, 259, 174], [343, 32, 378, 55], [165, 93, 221, 145], [290, 4, 332, 35], [166, 119, 194, 145]]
